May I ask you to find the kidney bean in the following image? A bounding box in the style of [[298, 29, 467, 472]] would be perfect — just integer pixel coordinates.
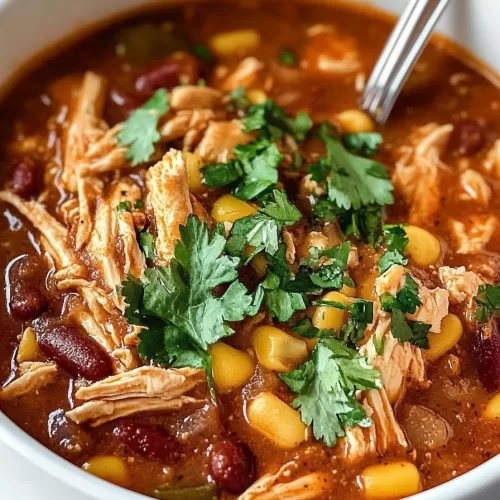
[[135, 53, 201, 93], [10, 255, 44, 281], [449, 119, 486, 156], [10, 286, 48, 320], [473, 317, 500, 392], [210, 439, 255, 494], [48, 409, 94, 458], [36, 323, 112, 381], [114, 423, 182, 461], [9, 156, 41, 199], [110, 89, 145, 113]]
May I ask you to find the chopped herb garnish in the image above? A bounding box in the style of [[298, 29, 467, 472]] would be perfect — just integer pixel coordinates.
[[139, 231, 155, 260], [280, 338, 381, 446], [279, 48, 297, 66], [134, 199, 144, 209], [117, 200, 133, 212], [342, 132, 383, 156], [373, 334, 385, 355], [117, 89, 169, 166], [381, 275, 421, 314], [228, 87, 250, 111], [378, 225, 409, 274], [192, 44, 214, 64], [475, 284, 500, 322], [197, 78, 207, 87]]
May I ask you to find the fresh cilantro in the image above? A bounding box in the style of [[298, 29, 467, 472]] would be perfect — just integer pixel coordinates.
[[228, 87, 250, 111], [117, 200, 132, 212], [309, 122, 393, 211], [134, 199, 144, 209], [475, 284, 500, 322], [139, 231, 155, 260], [280, 338, 381, 446], [380, 275, 421, 314], [378, 225, 408, 273], [117, 89, 169, 166], [201, 137, 281, 200], [258, 190, 302, 223], [279, 48, 297, 66], [292, 318, 320, 338], [197, 78, 206, 87], [342, 132, 383, 156], [390, 309, 430, 348], [292, 150, 303, 170], [373, 334, 385, 355], [192, 44, 214, 64], [243, 100, 313, 142]]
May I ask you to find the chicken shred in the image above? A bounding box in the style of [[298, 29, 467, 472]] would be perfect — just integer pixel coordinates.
[[458, 169, 492, 206], [170, 85, 223, 110], [439, 266, 484, 304], [220, 57, 265, 91], [0, 362, 58, 399], [449, 216, 498, 254]]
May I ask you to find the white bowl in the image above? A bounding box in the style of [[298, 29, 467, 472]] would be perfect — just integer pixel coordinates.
[[0, 1, 499, 499]]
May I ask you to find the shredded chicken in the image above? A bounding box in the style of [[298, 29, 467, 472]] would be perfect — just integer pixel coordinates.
[[449, 216, 498, 254], [75, 176, 103, 250], [0, 362, 58, 399], [195, 120, 253, 163], [282, 228, 296, 265], [239, 462, 331, 500], [393, 124, 453, 226], [439, 266, 484, 304], [458, 169, 491, 206], [220, 57, 264, 91], [170, 85, 223, 110], [146, 150, 193, 265]]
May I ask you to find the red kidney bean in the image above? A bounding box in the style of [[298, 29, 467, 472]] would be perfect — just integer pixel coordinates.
[[110, 89, 145, 113], [114, 423, 182, 461], [473, 317, 500, 392], [210, 440, 255, 494], [9, 156, 41, 199], [11, 255, 44, 281], [135, 53, 201, 93], [36, 324, 113, 381], [10, 286, 48, 320], [449, 119, 486, 156]]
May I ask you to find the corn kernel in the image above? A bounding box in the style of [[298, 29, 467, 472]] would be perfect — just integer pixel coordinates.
[[405, 225, 441, 267], [253, 326, 308, 372], [484, 393, 500, 420], [251, 253, 268, 278], [358, 270, 378, 301], [210, 30, 261, 57], [304, 337, 319, 352], [210, 342, 255, 394], [17, 327, 39, 363], [341, 285, 357, 297], [211, 194, 257, 223], [312, 291, 352, 330], [336, 109, 374, 133], [82, 456, 128, 486], [426, 314, 463, 362], [360, 461, 421, 499], [247, 89, 267, 105], [247, 392, 308, 449], [184, 152, 203, 193]]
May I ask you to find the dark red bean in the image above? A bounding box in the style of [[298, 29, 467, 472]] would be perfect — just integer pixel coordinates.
[[473, 317, 500, 392], [9, 156, 41, 199], [210, 440, 255, 494], [36, 324, 113, 381], [110, 89, 145, 113], [114, 423, 182, 461], [10, 286, 48, 320], [135, 53, 201, 93], [449, 119, 486, 156], [10, 255, 44, 281]]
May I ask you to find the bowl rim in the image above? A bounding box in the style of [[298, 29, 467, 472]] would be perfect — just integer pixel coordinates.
[[0, 0, 499, 498]]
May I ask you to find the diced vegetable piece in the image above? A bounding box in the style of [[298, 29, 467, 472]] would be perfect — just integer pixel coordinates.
[[17, 327, 39, 363], [360, 461, 421, 499], [184, 152, 203, 193], [247, 392, 308, 449], [336, 109, 374, 133], [154, 484, 217, 500], [341, 285, 357, 297], [247, 89, 267, 105], [82, 456, 128, 486], [210, 30, 261, 57], [358, 270, 377, 301], [212, 194, 257, 223], [483, 393, 500, 420], [210, 342, 255, 394], [426, 314, 463, 362], [405, 225, 441, 267], [251, 252, 268, 278], [252, 326, 308, 372], [312, 291, 352, 330]]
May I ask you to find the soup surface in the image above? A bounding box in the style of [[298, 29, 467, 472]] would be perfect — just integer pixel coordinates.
[[1, 1, 500, 499]]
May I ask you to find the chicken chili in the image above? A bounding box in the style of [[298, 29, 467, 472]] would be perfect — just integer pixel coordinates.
[[1, 1, 500, 499]]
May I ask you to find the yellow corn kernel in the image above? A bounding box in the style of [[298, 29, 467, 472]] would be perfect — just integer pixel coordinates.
[[210, 342, 255, 394], [426, 314, 463, 362], [210, 30, 261, 57], [405, 225, 441, 267], [341, 285, 357, 297], [312, 291, 352, 330], [251, 253, 268, 278], [253, 326, 308, 372], [82, 456, 128, 486], [247, 89, 267, 105], [247, 392, 308, 449], [483, 393, 500, 420], [336, 109, 374, 133], [16, 327, 39, 363], [358, 270, 378, 301], [212, 194, 257, 223], [304, 337, 319, 352], [360, 461, 421, 499], [184, 152, 203, 193]]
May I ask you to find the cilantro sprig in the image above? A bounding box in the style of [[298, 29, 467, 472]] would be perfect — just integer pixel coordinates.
[[475, 284, 500, 322], [118, 89, 169, 166], [280, 338, 381, 446], [378, 225, 408, 273]]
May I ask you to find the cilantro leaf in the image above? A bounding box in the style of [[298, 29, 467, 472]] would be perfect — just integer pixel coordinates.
[[192, 44, 214, 64], [475, 284, 500, 322], [342, 132, 383, 156], [258, 190, 302, 224], [139, 231, 155, 260], [117, 201, 132, 212], [378, 225, 409, 273], [292, 318, 336, 339], [228, 87, 250, 111], [280, 338, 381, 446], [117, 89, 169, 166], [279, 48, 297, 66], [381, 275, 421, 314]]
